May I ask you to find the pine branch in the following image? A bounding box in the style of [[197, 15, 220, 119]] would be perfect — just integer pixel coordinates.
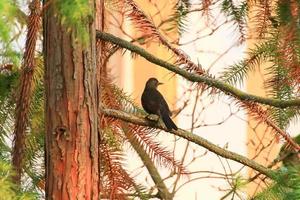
[[96, 30, 300, 108], [239, 101, 300, 151], [125, 0, 206, 75], [221, 40, 274, 86], [123, 124, 173, 200], [101, 108, 276, 180], [100, 140, 134, 199], [12, 0, 41, 185], [221, 0, 247, 42]]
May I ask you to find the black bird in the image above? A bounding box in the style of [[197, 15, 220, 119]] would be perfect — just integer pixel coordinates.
[[141, 78, 178, 130]]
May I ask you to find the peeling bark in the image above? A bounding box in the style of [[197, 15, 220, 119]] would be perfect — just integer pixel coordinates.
[[43, 1, 99, 199]]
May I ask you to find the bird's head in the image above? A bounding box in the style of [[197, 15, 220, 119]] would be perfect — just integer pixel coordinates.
[[145, 77, 163, 89]]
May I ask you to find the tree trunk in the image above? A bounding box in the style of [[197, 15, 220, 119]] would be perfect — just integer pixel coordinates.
[[43, 1, 99, 199]]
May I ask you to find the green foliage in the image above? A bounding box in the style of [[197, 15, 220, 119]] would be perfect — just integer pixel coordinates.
[[253, 166, 300, 200], [0, 160, 16, 199], [171, 0, 190, 36], [221, 0, 248, 21], [0, 160, 38, 200], [55, 0, 93, 44], [0, 0, 22, 65], [279, 134, 300, 167], [0, 99, 13, 161], [221, 0, 248, 39], [130, 183, 153, 200], [0, 70, 18, 161], [267, 63, 294, 128], [102, 127, 122, 150], [277, 1, 293, 25], [220, 40, 274, 86], [0, 0, 16, 42], [0, 71, 18, 102], [254, 136, 300, 200], [0, 56, 44, 198], [24, 57, 45, 197]]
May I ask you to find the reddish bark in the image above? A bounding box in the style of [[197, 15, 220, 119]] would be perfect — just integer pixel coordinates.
[[43, 1, 100, 199], [12, 0, 41, 185]]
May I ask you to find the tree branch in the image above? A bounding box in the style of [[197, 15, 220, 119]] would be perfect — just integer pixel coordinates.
[[101, 108, 276, 179], [96, 31, 300, 108], [122, 124, 173, 200]]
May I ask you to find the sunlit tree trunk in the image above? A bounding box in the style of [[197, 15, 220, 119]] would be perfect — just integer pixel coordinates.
[[43, 1, 100, 199]]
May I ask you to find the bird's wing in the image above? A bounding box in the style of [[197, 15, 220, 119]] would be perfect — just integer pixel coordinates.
[[155, 90, 172, 116], [142, 89, 160, 114]]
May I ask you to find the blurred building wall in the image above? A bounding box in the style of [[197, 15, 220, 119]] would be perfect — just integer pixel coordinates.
[[245, 3, 280, 197]]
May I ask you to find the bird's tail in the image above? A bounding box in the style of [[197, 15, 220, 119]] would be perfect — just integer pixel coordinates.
[[162, 114, 178, 130]]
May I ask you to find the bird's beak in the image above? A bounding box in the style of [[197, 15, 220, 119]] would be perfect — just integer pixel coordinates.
[[158, 82, 163, 85]]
